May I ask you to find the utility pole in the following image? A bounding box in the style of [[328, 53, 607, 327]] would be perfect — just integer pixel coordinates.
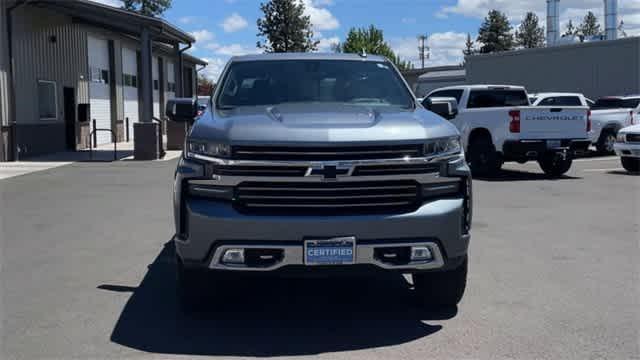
[[418, 34, 430, 69]]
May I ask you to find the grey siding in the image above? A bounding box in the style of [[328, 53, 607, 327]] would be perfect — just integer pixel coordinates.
[[466, 37, 640, 100]]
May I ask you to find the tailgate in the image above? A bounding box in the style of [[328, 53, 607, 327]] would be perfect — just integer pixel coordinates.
[[518, 106, 588, 139]]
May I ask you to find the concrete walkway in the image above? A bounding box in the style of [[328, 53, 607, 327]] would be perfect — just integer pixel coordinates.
[[0, 140, 181, 180]]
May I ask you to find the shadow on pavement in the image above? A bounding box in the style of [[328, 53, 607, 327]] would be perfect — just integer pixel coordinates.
[[102, 241, 453, 357], [22, 149, 134, 162], [607, 170, 638, 176], [474, 169, 581, 182]]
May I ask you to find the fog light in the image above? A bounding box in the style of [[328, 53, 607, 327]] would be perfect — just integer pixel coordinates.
[[410, 246, 433, 261], [221, 249, 245, 264]]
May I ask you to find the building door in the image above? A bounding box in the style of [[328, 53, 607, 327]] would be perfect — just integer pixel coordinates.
[[152, 56, 160, 119], [63, 87, 76, 150], [122, 47, 139, 141], [87, 35, 112, 145]]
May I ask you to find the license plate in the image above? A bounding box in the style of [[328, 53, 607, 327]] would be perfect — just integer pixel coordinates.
[[304, 237, 355, 265], [547, 140, 562, 148]]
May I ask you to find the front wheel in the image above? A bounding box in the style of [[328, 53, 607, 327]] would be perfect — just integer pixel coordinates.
[[621, 157, 640, 173], [413, 256, 467, 308], [467, 136, 502, 177], [538, 152, 573, 178]]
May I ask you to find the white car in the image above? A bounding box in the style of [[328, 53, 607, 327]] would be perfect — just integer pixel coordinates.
[[424, 85, 591, 177], [590, 96, 640, 154], [529, 92, 594, 108], [614, 124, 640, 173]]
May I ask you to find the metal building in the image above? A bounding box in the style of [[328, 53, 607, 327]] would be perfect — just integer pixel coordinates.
[[0, 0, 207, 161], [466, 37, 640, 100]]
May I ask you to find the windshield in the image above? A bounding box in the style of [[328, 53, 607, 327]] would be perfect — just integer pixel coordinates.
[[216, 60, 413, 109]]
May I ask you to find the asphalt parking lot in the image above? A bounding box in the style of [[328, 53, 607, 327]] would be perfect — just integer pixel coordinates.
[[1, 156, 638, 360]]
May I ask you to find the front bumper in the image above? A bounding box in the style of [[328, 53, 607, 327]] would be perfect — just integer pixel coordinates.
[[614, 141, 640, 158], [502, 139, 591, 160], [173, 156, 471, 274]]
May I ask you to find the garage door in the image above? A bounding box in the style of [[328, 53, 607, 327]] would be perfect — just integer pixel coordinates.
[[152, 56, 160, 119], [88, 35, 112, 145], [166, 60, 176, 104], [122, 47, 138, 142]]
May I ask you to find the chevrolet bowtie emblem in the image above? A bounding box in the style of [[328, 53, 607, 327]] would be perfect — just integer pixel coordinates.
[[307, 164, 351, 180]]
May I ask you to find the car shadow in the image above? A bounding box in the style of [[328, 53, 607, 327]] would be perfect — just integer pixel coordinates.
[[474, 169, 581, 182], [607, 170, 639, 176], [101, 241, 454, 357]]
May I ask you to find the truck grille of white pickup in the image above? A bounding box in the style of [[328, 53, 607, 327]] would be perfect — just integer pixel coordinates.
[[627, 134, 640, 143], [234, 181, 421, 214], [232, 144, 423, 161]]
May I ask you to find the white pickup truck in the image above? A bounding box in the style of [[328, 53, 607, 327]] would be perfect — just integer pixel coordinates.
[[423, 85, 591, 177], [590, 96, 640, 154]]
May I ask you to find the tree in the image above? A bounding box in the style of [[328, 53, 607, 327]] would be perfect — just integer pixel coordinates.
[[477, 10, 514, 54], [578, 11, 601, 37], [122, 0, 171, 17], [563, 20, 577, 37], [516, 12, 545, 48], [256, 0, 318, 52], [462, 33, 475, 56], [336, 25, 413, 71], [197, 75, 215, 96]]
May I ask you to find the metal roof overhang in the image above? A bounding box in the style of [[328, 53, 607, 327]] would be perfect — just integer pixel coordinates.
[[28, 0, 195, 45]]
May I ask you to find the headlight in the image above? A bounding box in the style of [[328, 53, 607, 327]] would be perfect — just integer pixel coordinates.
[[616, 133, 626, 143], [186, 140, 231, 159], [424, 136, 462, 157]]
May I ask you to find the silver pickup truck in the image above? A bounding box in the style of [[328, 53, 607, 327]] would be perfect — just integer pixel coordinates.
[[166, 53, 472, 311]]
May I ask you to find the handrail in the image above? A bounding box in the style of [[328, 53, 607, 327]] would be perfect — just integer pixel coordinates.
[[87, 127, 117, 161]]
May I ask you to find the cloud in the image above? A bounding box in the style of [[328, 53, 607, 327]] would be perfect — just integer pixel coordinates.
[[316, 36, 340, 52], [200, 57, 227, 82], [207, 43, 259, 56], [439, 0, 640, 36], [220, 13, 249, 33], [178, 16, 199, 25], [301, 0, 340, 31], [190, 29, 215, 44], [391, 32, 468, 67], [88, 0, 122, 7]]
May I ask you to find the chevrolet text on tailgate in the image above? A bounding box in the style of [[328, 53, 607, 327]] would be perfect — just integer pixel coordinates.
[[166, 53, 472, 311], [423, 85, 591, 177]]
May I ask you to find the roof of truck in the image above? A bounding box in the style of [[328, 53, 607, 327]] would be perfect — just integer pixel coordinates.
[[529, 92, 585, 98], [431, 85, 526, 91], [230, 52, 389, 63]]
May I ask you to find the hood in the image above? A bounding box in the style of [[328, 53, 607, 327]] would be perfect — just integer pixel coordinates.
[[188, 103, 458, 145], [620, 124, 640, 134]]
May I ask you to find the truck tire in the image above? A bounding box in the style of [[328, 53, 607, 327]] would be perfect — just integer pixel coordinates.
[[467, 136, 501, 177], [413, 256, 467, 308], [621, 157, 640, 173], [596, 130, 616, 155], [538, 152, 573, 178], [176, 257, 208, 312]]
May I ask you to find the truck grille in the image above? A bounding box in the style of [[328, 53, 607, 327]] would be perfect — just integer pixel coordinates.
[[627, 134, 640, 143], [235, 181, 421, 214], [353, 163, 440, 176], [232, 144, 423, 161]]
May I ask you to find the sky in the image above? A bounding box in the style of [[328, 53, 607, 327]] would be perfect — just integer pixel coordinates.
[[94, 0, 640, 82]]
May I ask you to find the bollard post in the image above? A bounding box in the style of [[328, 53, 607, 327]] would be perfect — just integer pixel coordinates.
[[92, 119, 97, 147], [126, 117, 130, 142]]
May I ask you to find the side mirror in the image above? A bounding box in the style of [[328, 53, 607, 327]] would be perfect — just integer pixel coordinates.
[[422, 97, 459, 120], [165, 98, 197, 123]]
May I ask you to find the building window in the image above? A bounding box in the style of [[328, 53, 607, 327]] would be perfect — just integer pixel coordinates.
[[123, 74, 138, 88], [90, 67, 109, 84], [153, 79, 159, 90], [167, 82, 176, 92], [38, 80, 57, 120]]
